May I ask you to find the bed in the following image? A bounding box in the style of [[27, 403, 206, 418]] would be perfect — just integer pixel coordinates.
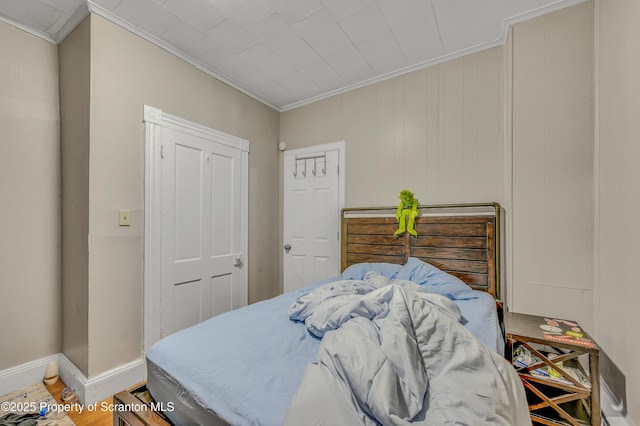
[[130, 203, 528, 425]]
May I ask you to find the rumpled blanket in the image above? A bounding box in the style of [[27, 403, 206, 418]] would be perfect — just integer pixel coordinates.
[[285, 280, 530, 425]]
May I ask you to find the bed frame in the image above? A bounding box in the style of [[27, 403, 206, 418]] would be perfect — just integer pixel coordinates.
[[113, 202, 503, 426], [342, 202, 502, 299]]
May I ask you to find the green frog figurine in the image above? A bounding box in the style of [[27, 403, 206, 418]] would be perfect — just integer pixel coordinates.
[[395, 190, 419, 237]]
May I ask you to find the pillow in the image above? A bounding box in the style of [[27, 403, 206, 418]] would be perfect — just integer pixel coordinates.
[[341, 262, 401, 280], [395, 257, 478, 300]]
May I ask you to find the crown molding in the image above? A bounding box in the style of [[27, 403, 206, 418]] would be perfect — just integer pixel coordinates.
[[0, 14, 55, 43], [86, 1, 279, 111], [2, 0, 589, 111], [54, 2, 89, 43], [279, 38, 504, 112], [280, 0, 590, 112]]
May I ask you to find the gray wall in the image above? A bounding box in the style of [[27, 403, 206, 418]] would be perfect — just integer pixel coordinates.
[[280, 4, 596, 332], [280, 47, 504, 208], [0, 21, 61, 371], [57, 14, 280, 377], [510, 2, 595, 332], [3, 4, 639, 418], [59, 17, 90, 375]]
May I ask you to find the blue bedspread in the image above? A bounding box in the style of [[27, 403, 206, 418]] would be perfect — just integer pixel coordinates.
[[146, 276, 502, 426]]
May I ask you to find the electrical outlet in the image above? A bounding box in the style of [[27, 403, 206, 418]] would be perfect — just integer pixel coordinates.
[[119, 209, 131, 226]]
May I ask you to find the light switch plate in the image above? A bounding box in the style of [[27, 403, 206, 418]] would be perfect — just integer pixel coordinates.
[[119, 209, 131, 226]]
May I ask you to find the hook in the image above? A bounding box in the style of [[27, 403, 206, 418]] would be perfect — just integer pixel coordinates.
[[302, 160, 307, 177], [321, 156, 326, 175], [293, 159, 298, 177], [312, 158, 317, 176]]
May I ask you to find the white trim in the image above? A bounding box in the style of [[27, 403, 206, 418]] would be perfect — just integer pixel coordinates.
[[601, 379, 637, 426], [0, 15, 56, 43], [142, 105, 250, 351], [280, 39, 505, 112], [2, 0, 589, 111], [500, 0, 590, 41], [503, 27, 515, 310], [143, 106, 250, 153], [53, 3, 89, 43], [0, 354, 59, 396], [143, 114, 162, 353], [592, 0, 601, 349], [87, 1, 279, 111], [279, 0, 590, 112], [58, 355, 145, 404], [0, 354, 145, 405], [241, 145, 249, 307]]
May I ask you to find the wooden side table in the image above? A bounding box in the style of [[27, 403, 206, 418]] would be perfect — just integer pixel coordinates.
[[505, 312, 600, 426], [113, 383, 172, 426]]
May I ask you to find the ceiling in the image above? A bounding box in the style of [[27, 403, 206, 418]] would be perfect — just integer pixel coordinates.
[[0, 0, 582, 111]]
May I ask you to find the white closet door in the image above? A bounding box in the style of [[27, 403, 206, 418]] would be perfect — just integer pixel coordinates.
[[160, 127, 244, 337]]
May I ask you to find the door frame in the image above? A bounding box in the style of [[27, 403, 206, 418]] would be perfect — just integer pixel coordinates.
[[142, 105, 249, 352], [282, 141, 346, 292]]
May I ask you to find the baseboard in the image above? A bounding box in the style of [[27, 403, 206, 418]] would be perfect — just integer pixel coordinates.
[[59, 355, 146, 404], [601, 379, 637, 426], [0, 354, 60, 397], [0, 354, 146, 405]]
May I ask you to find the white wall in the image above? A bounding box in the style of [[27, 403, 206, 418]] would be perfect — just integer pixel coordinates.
[[510, 2, 595, 332], [0, 21, 61, 371], [596, 0, 640, 420]]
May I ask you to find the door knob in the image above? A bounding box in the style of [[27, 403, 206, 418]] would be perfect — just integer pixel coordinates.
[[284, 244, 291, 253]]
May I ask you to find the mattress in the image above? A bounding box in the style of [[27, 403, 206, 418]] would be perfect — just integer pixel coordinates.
[[145, 277, 503, 426]]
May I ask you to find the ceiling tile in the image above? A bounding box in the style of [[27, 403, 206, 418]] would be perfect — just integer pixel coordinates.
[[248, 13, 298, 52], [209, 0, 272, 28], [321, 0, 373, 21], [293, 8, 373, 83], [378, 0, 443, 63], [1, 0, 580, 108], [238, 44, 319, 93], [431, 0, 503, 52], [114, 0, 180, 36], [487, 0, 543, 18], [275, 38, 346, 90], [296, 59, 346, 91], [162, 21, 213, 57], [271, 0, 324, 26], [41, 0, 85, 15], [205, 18, 259, 53], [162, 0, 226, 33], [0, 0, 67, 34], [92, 0, 124, 11], [338, 3, 407, 74]]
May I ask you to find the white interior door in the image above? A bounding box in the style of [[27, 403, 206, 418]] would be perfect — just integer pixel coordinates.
[[283, 142, 344, 292], [160, 127, 245, 337], [143, 106, 249, 348]]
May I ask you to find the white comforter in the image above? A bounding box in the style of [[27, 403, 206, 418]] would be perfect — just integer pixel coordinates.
[[285, 279, 530, 425]]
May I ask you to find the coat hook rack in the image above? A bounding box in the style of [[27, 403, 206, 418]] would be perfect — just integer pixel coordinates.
[[294, 153, 326, 179]]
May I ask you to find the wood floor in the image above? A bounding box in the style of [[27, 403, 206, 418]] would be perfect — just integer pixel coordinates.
[[45, 380, 113, 426]]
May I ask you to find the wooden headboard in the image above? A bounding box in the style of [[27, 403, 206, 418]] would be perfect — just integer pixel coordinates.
[[341, 203, 501, 299]]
